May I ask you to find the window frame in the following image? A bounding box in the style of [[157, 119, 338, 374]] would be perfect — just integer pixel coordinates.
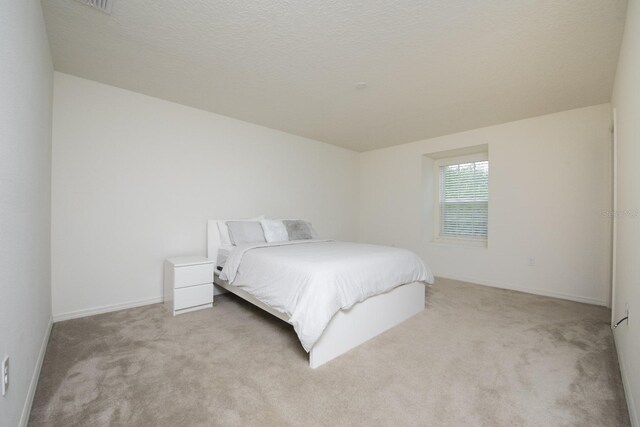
[[433, 153, 489, 247]]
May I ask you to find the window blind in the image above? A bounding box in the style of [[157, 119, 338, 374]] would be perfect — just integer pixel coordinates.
[[439, 160, 488, 239]]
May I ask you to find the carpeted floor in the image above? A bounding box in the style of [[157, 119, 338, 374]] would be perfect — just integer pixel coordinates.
[[29, 278, 630, 426]]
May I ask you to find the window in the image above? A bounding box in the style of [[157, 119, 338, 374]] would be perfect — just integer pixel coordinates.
[[435, 155, 488, 242]]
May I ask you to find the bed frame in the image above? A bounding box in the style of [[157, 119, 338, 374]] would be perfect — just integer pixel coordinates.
[[207, 220, 425, 369]]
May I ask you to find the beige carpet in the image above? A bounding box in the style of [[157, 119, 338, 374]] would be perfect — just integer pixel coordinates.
[[29, 278, 629, 426]]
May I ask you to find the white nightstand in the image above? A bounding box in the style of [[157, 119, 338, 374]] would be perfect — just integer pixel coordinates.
[[164, 256, 214, 316]]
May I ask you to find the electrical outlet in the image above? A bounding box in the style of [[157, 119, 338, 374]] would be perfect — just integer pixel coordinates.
[[527, 257, 536, 267], [2, 356, 8, 397]]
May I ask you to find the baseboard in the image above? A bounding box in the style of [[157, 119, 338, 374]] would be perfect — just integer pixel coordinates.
[[613, 333, 638, 427], [53, 296, 163, 322], [435, 273, 607, 306], [19, 316, 53, 427]]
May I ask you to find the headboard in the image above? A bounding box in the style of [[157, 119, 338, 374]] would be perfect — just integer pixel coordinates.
[[206, 220, 223, 264]]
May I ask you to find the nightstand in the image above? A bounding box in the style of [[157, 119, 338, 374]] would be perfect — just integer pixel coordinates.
[[164, 256, 214, 316]]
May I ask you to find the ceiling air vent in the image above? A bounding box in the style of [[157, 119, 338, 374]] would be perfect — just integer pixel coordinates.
[[75, 0, 113, 15]]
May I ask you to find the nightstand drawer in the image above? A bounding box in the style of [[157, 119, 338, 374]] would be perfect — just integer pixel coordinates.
[[174, 283, 213, 310], [174, 263, 214, 288]]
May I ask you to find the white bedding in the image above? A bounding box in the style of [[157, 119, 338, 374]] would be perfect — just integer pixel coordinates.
[[216, 245, 233, 268], [220, 240, 434, 351]]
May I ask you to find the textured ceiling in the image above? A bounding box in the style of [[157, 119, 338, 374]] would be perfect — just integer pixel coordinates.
[[42, 0, 627, 151]]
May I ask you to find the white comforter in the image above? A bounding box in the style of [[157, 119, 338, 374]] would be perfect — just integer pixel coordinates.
[[220, 240, 434, 351]]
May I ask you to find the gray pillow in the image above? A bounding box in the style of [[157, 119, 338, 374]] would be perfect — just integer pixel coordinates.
[[226, 221, 266, 245], [283, 220, 315, 240]]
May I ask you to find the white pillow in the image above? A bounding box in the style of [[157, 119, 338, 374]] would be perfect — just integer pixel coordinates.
[[260, 219, 289, 242], [226, 221, 266, 245], [217, 222, 232, 245], [218, 216, 264, 245]]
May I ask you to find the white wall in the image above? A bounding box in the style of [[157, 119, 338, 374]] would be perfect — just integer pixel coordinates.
[[611, 0, 640, 424], [359, 104, 612, 306], [51, 72, 359, 320], [0, 1, 53, 426]]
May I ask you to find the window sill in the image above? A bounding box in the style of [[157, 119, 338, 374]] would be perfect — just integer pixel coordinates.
[[431, 237, 488, 248]]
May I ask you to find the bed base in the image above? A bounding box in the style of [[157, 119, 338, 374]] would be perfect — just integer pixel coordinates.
[[207, 219, 425, 369], [309, 281, 424, 368]]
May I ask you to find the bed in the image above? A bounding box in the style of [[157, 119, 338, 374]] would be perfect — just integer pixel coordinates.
[[207, 219, 434, 368]]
